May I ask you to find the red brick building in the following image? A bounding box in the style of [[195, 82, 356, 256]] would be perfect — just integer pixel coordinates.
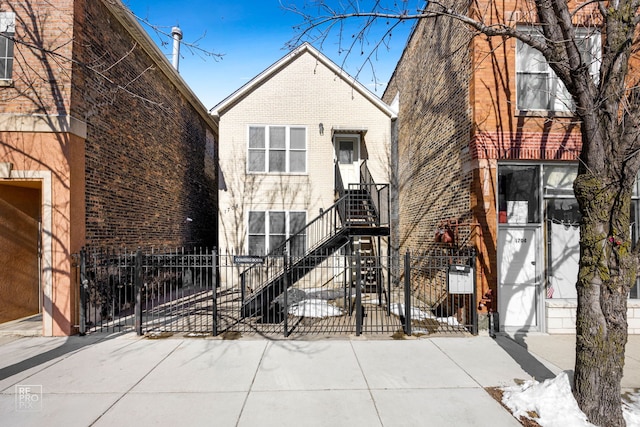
[[383, 1, 640, 333], [0, 0, 218, 335]]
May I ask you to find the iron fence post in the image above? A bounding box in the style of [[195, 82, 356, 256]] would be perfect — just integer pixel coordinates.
[[404, 250, 411, 336], [79, 248, 87, 336], [134, 248, 142, 336], [471, 250, 478, 335], [386, 239, 391, 316], [242, 270, 247, 304], [355, 250, 362, 336], [212, 247, 218, 337], [283, 251, 289, 337]]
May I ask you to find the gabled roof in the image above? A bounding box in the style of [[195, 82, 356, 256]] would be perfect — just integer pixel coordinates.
[[209, 42, 396, 119]]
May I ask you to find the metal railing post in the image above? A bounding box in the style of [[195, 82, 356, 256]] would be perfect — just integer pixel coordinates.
[[386, 240, 391, 316], [212, 247, 218, 336], [404, 250, 412, 336], [79, 248, 87, 336], [134, 248, 143, 336], [355, 250, 363, 336], [471, 250, 478, 335], [283, 251, 289, 337]]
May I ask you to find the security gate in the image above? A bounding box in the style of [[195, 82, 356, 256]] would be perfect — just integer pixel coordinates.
[[75, 247, 477, 337]]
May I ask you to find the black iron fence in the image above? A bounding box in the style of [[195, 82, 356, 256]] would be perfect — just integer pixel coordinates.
[[76, 247, 216, 335], [75, 246, 477, 337], [402, 247, 478, 336]]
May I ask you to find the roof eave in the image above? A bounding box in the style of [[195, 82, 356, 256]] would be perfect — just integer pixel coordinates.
[[210, 43, 396, 120], [100, 0, 218, 132]]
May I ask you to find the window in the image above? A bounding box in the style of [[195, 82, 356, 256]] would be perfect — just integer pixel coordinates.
[[338, 140, 354, 164], [498, 165, 540, 224], [516, 26, 600, 111], [0, 11, 15, 81], [248, 211, 307, 256], [248, 125, 306, 173]]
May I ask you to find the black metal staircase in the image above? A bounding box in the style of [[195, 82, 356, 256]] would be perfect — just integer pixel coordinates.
[[240, 161, 389, 320]]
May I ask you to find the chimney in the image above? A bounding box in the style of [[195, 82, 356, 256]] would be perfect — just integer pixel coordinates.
[[171, 26, 183, 72]]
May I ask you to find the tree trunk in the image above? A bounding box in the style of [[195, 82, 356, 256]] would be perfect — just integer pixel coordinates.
[[573, 171, 631, 427]]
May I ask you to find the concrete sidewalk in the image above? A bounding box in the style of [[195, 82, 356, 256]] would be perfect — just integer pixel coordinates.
[[0, 333, 637, 427]]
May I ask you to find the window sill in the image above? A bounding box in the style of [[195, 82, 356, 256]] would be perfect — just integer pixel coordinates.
[[0, 79, 13, 88], [515, 109, 575, 118], [247, 172, 309, 176]]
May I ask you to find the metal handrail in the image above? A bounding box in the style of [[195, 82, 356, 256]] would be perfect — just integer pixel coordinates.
[[360, 161, 389, 227], [240, 194, 351, 284], [242, 161, 389, 301]]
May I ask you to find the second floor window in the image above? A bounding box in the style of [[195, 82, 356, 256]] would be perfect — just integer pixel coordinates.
[[248, 125, 306, 173], [0, 11, 15, 81], [516, 26, 600, 112]]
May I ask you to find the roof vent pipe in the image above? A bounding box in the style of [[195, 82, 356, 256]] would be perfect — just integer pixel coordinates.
[[171, 26, 183, 72]]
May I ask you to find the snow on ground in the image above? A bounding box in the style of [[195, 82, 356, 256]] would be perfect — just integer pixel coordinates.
[[282, 294, 640, 426], [501, 371, 640, 427], [624, 392, 640, 427], [389, 303, 460, 326], [287, 299, 344, 318]]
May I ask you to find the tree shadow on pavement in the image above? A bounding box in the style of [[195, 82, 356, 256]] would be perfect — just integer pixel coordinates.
[[0, 334, 122, 382], [493, 332, 563, 382]]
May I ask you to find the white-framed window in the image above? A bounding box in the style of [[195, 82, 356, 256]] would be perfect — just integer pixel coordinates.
[[0, 11, 16, 81], [248, 210, 307, 256], [516, 26, 600, 111], [248, 125, 306, 173]]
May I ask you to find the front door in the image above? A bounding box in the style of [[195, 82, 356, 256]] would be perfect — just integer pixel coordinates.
[[335, 136, 360, 186], [0, 184, 41, 323], [498, 226, 541, 331]]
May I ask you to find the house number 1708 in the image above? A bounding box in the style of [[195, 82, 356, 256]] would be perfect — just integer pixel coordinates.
[[515, 238, 527, 243]]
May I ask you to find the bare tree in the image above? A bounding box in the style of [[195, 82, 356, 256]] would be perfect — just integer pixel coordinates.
[[283, 0, 640, 425]]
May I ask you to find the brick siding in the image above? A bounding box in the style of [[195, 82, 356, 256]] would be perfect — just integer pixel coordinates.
[[1, 0, 217, 248], [383, 1, 587, 311], [383, 11, 475, 253], [74, 0, 217, 248], [0, 1, 75, 115]]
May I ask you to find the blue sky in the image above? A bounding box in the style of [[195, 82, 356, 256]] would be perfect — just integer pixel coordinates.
[[123, 0, 414, 109]]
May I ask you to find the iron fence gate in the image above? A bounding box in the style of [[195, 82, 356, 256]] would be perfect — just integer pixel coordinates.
[[75, 247, 477, 337]]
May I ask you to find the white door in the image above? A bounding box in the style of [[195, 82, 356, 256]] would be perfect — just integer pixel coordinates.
[[548, 222, 579, 299], [498, 227, 541, 331], [335, 136, 360, 186]]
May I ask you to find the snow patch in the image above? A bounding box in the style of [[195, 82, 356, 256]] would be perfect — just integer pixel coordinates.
[[287, 299, 344, 318], [389, 303, 460, 326], [502, 371, 640, 427]]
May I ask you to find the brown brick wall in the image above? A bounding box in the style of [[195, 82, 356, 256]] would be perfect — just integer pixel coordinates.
[[0, 0, 75, 115], [383, 1, 597, 320], [383, 9, 475, 254], [469, 1, 584, 151], [71, 0, 217, 248], [1, 0, 217, 248]]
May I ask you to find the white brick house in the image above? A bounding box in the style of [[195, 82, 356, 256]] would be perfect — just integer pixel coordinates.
[[211, 43, 396, 256]]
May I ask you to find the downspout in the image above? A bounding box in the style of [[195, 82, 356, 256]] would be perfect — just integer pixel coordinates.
[[390, 116, 400, 287]]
